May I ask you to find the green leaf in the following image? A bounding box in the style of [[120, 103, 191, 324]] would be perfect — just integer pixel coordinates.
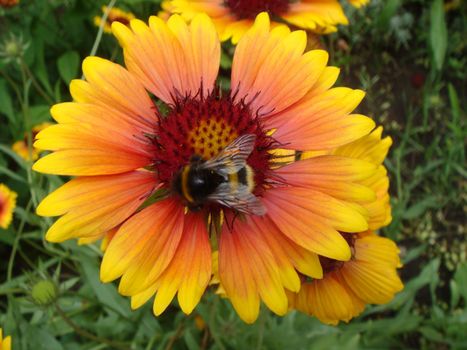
[[25, 326, 64, 350], [0, 144, 27, 169], [402, 243, 427, 264], [26, 105, 51, 128], [80, 254, 131, 317], [57, 51, 80, 85], [0, 80, 15, 123], [376, 0, 401, 31], [454, 262, 467, 301], [402, 195, 439, 219], [0, 165, 27, 183], [448, 83, 460, 123], [33, 39, 54, 96], [430, 0, 448, 70], [184, 329, 200, 350], [419, 326, 445, 343]]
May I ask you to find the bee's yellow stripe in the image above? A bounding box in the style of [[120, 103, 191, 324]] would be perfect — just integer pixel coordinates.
[[229, 172, 238, 192], [245, 165, 255, 192], [181, 166, 194, 203]]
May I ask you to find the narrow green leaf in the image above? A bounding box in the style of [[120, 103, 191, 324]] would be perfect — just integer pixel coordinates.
[[80, 255, 131, 317], [430, 0, 448, 70], [402, 195, 439, 219], [454, 262, 467, 301], [0, 80, 15, 123]]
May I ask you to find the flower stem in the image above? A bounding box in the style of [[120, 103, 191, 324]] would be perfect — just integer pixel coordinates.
[[55, 304, 131, 350], [87, 0, 118, 61], [20, 58, 54, 105], [7, 199, 33, 281]]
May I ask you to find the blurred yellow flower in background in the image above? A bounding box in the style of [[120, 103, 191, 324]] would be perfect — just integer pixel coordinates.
[[93, 6, 135, 33], [12, 122, 51, 161], [0, 184, 17, 230]]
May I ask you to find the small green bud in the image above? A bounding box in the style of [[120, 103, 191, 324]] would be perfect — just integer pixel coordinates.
[[0, 33, 29, 63], [31, 279, 58, 306]]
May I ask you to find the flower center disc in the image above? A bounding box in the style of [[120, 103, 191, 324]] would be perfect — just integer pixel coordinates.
[[153, 91, 273, 195], [224, 0, 290, 19]]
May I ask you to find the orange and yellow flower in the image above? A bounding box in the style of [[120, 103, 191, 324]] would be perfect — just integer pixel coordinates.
[[0, 184, 17, 230], [288, 231, 403, 324], [160, 0, 369, 43], [12, 122, 51, 161], [286, 128, 403, 324], [94, 6, 135, 34], [34, 12, 383, 323], [0, 328, 11, 350]]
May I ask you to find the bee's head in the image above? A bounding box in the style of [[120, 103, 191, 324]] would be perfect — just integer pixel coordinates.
[[189, 154, 204, 164]]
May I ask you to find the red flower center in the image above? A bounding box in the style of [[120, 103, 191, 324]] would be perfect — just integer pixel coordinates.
[[224, 0, 291, 19], [153, 90, 274, 198]]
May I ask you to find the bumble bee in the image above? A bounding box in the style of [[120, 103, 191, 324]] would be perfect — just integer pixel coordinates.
[[172, 134, 266, 216]]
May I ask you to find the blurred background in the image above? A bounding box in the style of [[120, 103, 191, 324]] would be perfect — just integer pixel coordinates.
[[0, 0, 465, 349]]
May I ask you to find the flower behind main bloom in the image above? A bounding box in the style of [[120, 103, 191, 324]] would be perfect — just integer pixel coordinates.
[[33, 12, 378, 323], [12, 122, 52, 161], [160, 0, 370, 43], [93, 5, 135, 34], [287, 127, 403, 324]]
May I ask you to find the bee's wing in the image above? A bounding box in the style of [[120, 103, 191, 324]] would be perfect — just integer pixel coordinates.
[[208, 183, 266, 216], [201, 134, 256, 175]]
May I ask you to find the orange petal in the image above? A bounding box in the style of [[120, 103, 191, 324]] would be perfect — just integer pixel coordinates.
[[255, 216, 323, 279], [299, 274, 365, 325], [340, 233, 403, 304], [34, 124, 153, 170], [282, 0, 348, 32], [219, 216, 289, 323], [33, 149, 150, 176], [72, 57, 156, 132], [112, 14, 220, 104], [268, 87, 375, 150], [250, 216, 319, 284], [232, 13, 329, 116], [332, 126, 392, 165], [50, 102, 155, 138], [100, 199, 184, 286], [151, 213, 212, 315], [276, 155, 377, 203], [263, 187, 364, 261], [38, 171, 156, 242]]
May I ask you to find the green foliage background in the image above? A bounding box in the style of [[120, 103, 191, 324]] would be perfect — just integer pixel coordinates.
[[0, 0, 466, 349]]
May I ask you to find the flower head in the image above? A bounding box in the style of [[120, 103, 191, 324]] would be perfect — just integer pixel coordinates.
[[0, 33, 29, 64], [93, 6, 135, 34], [160, 0, 361, 43], [0, 328, 11, 350], [286, 128, 402, 324], [0, 0, 19, 8], [30, 279, 59, 307], [34, 13, 380, 323], [12, 122, 52, 161], [288, 231, 403, 325], [0, 184, 17, 229]]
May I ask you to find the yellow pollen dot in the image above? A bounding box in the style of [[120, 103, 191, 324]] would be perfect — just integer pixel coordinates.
[[188, 118, 238, 159]]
